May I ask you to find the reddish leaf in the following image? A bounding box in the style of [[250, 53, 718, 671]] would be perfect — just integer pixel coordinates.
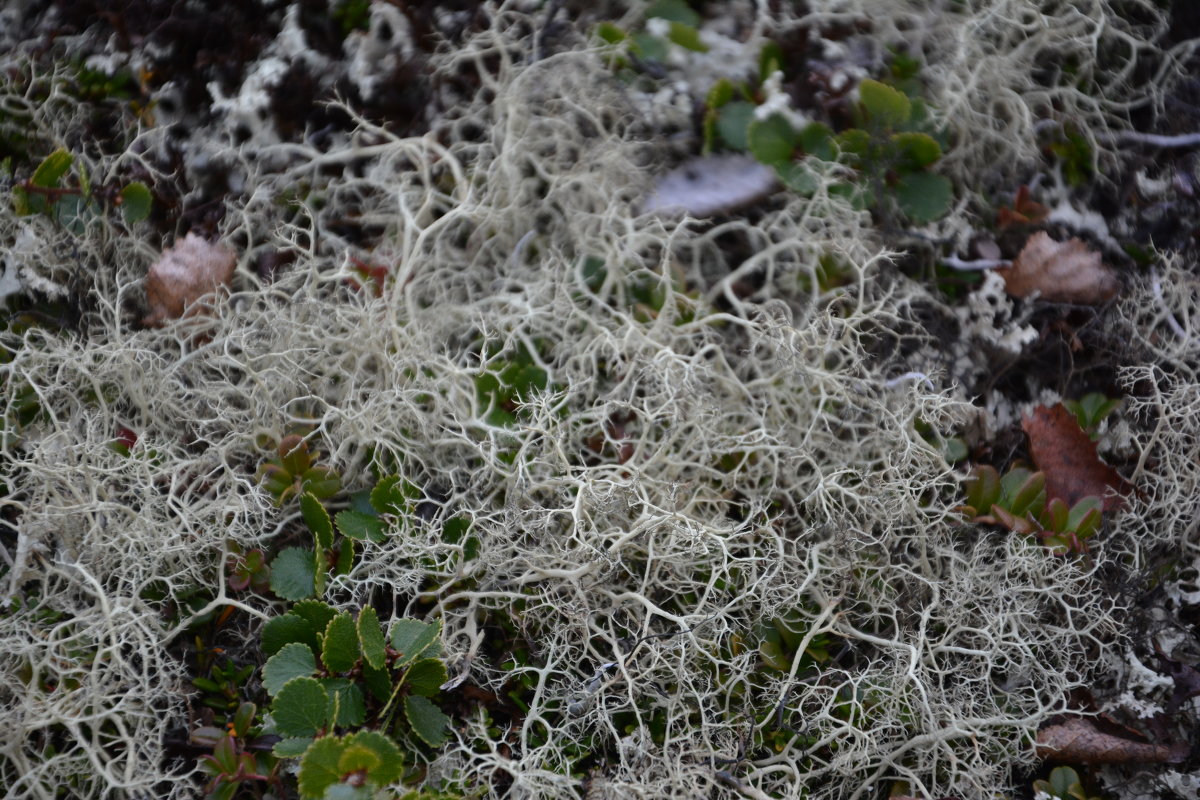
[[143, 233, 236, 326], [1036, 716, 1187, 764], [1022, 404, 1130, 511]]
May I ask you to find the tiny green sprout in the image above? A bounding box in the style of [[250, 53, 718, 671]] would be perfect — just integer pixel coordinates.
[[1064, 392, 1121, 440]]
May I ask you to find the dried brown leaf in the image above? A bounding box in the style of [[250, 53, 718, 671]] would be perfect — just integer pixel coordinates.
[[998, 231, 1118, 304], [1036, 716, 1187, 764], [143, 233, 236, 326], [1022, 404, 1130, 511]]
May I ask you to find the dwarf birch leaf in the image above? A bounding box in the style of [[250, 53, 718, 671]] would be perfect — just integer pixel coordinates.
[[389, 618, 441, 665], [747, 114, 796, 166], [271, 737, 313, 757], [345, 731, 403, 785], [404, 657, 448, 697], [262, 613, 316, 656], [896, 172, 953, 223], [322, 612, 360, 673], [404, 695, 450, 747], [336, 510, 387, 543], [272, 677, 329, 738], [357, 607, 387, 670], [296, 735, 343, 797], [858, 79, 911, 128], [300, 492, 334, 551], [270, 548, 316, 601], [291, 599, 337, 635], [322, 678, 365, 728], [263, 643, 317, 695], [716, 101, 755, 151]]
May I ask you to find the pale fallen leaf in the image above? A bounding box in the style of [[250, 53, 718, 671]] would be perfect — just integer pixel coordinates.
[[143, 233, 236, 326], [640, 154, 778, 218], [1036, 716, 1187, 764], [997, 231, 1118, 304], [1022, 404, 1130, 511]]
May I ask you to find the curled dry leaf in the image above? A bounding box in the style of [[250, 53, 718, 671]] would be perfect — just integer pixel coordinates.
[[1022, 404, 1130, 511], [997, 231, 1118, 304], [1036, 716, 1188, 764], [640, 154, 778, 218], [143, 232, 236, 326]]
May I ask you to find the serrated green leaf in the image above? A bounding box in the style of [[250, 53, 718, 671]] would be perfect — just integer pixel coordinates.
[[272, 736, 313, 757], [300, 492, 334, 551], [404, 658, 448, 697], [835, 128, 871, 162], [260, 613, 316, 657], [336, 742, 380, 775], [31, 148, 73, 189], [895, 171, 953, 223], [322, 677, 366, 728], [344, 731, 403, 785], [270, 548, 316, 601], [362, 660, 392, 703], [747, 114, 796, 166], [858, 79, 911, 128], [297, 735, 344, 798], [120, 181, 152, 224], [313, 548, 327, 598], [404, 695, 450, 747], [370, 475, 412, 515], [667, 21, 707, 52], [263, 642, 317, 695], [273, 677, 329, 738], [647, 0, 699, 25], [322, 612, 360, 673], [706, 78, 734, 110], [336, 510, 387, 543], [891, 131, 941, 167], [357, 607, 387, 670], [291, 599, 337, 635], [631, 32, 668, 62], [716, 101, 755, 151], [389, 618, 441, 665]]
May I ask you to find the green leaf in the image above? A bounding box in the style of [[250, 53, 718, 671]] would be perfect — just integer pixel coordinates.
[[631, 32, 668, 62], [716, 101, 755, 151], [301, 466, 341, 500], [322, 677, 366, 728], [301, 492, 334, 551], [775, 162, 817, 195], [370, 475, 414, 515], [297, 735, 344, 798], [120, 181, 152, 224], [336, 742, 380, 775], [273, 677, 329, 738], [890, 131, 942, 167], [1068, 496, 1103, 539], [895, 172, 953, 223], [292, 599, 338, 636], [858, 79, 911, 128], [263, 642, 317, 695], [1009, 471, 1047, 518], [835, 128, 871, 162], [357, 607, 387, 670], [647, 0, 700, 26], [404, 695, 451, 747], [334, 538, 355, 575], [31, 148, 73, 189], [270, 548, 316, 601], [706, 78, 734, 110], [759, 40, 784, 83], [336, 510, 387, 543], [389, 618, 441, 665], [594, 22, 626, 45], [272, 736, 313, 757], [323, 784, 371, 800], [667, 22, 707, 52], [313, 548, 327, 598], [404, 658, 448, 697], [12, 185, 34, 215], [747, 114, 796, 166], [54, 194, 93, 235], [263, 612, 318, 656], [322, 612, 360, 673], [344, 731, 403, 785], [362, 659, 392, 703], [799, 122, 835, 161]]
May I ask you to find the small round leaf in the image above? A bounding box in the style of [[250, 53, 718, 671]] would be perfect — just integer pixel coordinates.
[[270, 547, 316, 601], [272, 677, 329, 738]]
